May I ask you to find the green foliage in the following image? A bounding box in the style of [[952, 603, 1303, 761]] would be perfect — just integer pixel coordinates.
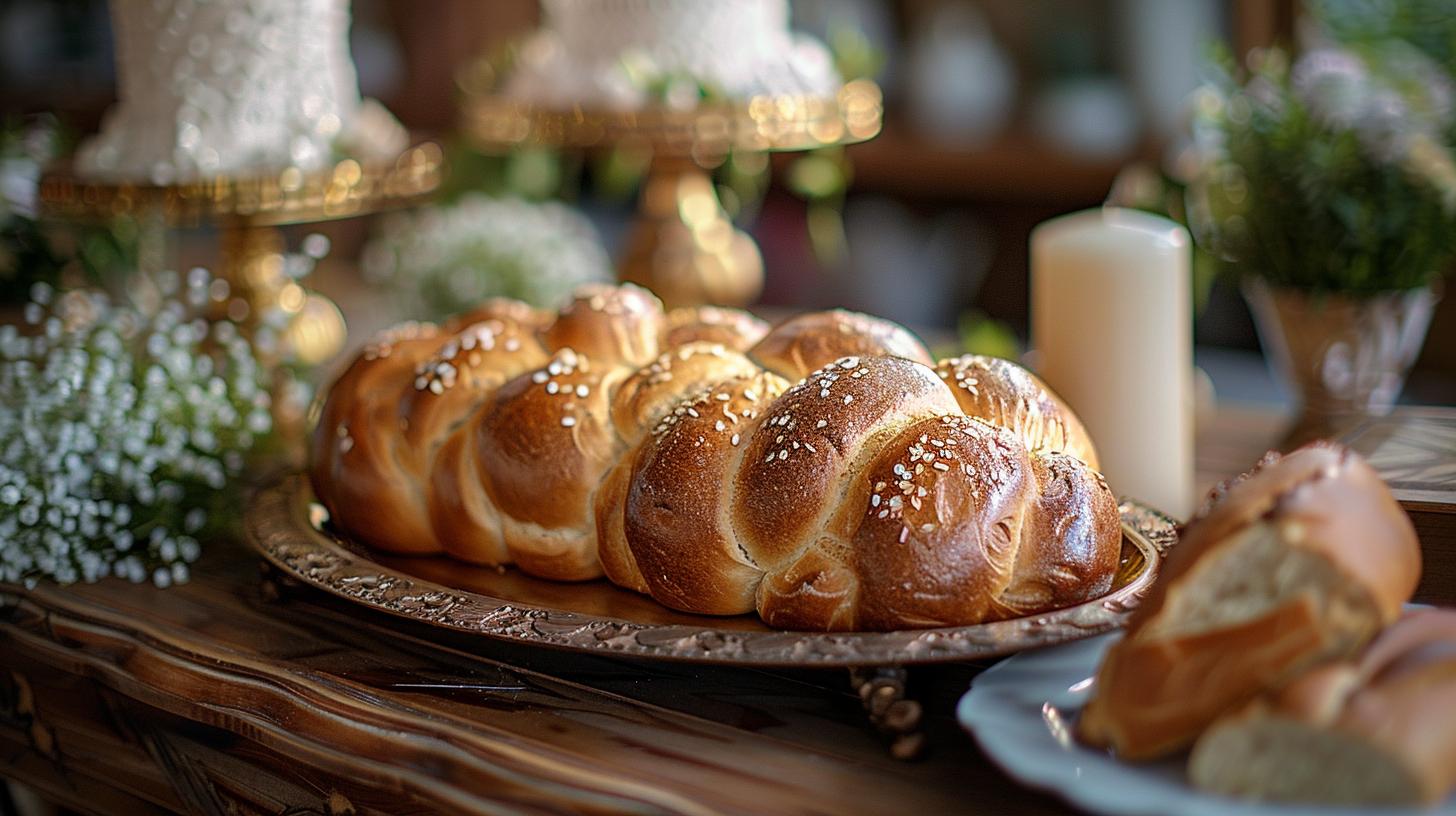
[[0, 116, 139, 302], [1313, 0, 1456, 76], [953, 310, 1022, 361], [1189, 40, 1456, 294]]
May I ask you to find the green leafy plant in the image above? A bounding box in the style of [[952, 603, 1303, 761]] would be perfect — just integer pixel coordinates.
[[1187, 43, 1456, 294], [0, 116, 139, 302]]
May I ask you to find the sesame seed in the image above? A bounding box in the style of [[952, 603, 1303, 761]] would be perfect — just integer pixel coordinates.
[[871, 494, 881, 507], [687, 407, 699, 418], [933, 461, 950, 471], [730, 434, 740, 446], [878, 509, 889, 519], [715, 420, 726, 432], [816, 419, 827, 429], [715, 393, 730, 401], [899, 527, 910, 543], [875, 481, 886, 490], [429, 380, 444, 395], [843, 394, 853, 404], [532, 372, 548, 384], [561, 416, 577, 427], [778, 450, 788, 461], [804, 442, 816, 453], [921, 523, 936, 533], [576, 384, 589, 398], [546, 381, 559, 394]]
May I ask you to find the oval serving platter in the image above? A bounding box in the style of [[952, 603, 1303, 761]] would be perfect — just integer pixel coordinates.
[[245, 474, 1179, 667]]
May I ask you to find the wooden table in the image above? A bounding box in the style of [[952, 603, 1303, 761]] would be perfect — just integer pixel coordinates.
[[0, 405, 1415, 816]]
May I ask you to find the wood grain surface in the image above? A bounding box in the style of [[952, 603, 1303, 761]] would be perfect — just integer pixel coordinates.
[[0, 406, 1448, 815], [0, 543, 1079, 815]]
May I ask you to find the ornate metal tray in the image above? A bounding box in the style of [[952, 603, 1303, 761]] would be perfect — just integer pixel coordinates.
[[245, 475, 1178, 667]]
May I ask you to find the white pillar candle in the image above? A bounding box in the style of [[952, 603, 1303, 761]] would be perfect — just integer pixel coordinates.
[[1031, 207, 1195, 519]]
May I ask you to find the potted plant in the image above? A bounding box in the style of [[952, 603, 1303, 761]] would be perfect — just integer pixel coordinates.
[[1186, 34, 1456, 443]]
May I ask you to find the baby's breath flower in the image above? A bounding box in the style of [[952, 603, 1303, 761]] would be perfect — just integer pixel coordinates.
[[0, 272, 270, 587], [362, 194, 611, 318]]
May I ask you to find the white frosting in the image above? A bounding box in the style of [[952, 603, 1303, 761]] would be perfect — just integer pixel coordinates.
[[77, 0, 407, 184], [505, 0, 841, 110]]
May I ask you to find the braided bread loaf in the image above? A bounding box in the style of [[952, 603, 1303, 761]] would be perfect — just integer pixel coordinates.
[[309, 284, 1120, 631]]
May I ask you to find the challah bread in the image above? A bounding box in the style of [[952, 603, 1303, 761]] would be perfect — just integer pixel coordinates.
[[1077, 443, 1421, 760], [748, 309, 935, 380], [934, 355, 1100, 470], [541, 282, 664, 368], [308, 322, 446, 555], [310, 284, 1120, 630], [662, 305, 770, 350], [447, 297, 553, 332], [598, 370, 791, 612], [407, 319, 550, 564], [1189, 608, 1456, 806]]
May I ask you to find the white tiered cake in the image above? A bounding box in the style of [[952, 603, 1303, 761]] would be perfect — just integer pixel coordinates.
[[505, 0, 841, 110], [77, 0, 407, 184]]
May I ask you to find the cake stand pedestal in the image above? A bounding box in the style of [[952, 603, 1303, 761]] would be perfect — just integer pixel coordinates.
[[37, 143, 443, 364], [461, 80, 882, 308], [36, 144, 444, 445]]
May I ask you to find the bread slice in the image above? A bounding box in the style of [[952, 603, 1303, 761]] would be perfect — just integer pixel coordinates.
[[1190, 609, 1456, 806], [1077, 443, 1420, 760]]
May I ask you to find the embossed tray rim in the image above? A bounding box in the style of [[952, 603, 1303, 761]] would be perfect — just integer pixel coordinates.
[[245, 474, 1178, 667]]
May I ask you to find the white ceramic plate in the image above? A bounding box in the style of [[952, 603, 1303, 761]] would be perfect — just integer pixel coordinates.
[[957, 633, 1456, 816]]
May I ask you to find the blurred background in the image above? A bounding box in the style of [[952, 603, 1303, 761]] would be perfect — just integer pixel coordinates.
[[2, 0, 1452, 406]]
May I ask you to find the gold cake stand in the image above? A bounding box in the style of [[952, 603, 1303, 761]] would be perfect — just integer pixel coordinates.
[[37, 143, 444, 367], [460, 80, 882, 308]]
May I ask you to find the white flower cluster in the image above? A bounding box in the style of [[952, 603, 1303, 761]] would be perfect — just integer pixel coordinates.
[[1292, 43, 1454, 164], [362, 194, 612, 318], [0, 271, 271, 588]]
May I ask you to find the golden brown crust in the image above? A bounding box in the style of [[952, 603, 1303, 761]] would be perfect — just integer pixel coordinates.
[[1138, 443, 1419, 630], [445, 298, 553, 333], [843, 415, 1033, 630], [994, 451, 1121, 617], [308, 322, 445, 555], [476, 349, 623, 580], [662, 306, 770, 351], [607, 342, 761, 446], [407, 320, 550, 563], [1078, 443, 1422, 760], [618, 372, 788, 615], [542, 283, 664, 368], [732, 355, 960, 575], [934, 355, 1100, 470], [748, 310, 934, 381]]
